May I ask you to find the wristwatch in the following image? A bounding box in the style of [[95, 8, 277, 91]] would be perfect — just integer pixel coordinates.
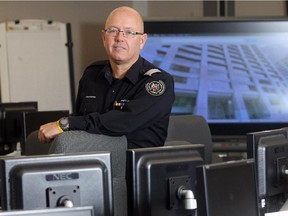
[[59, 117, 69, 131]]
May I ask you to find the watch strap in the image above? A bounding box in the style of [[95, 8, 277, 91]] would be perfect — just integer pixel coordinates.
[[56, 120, 64, 133]]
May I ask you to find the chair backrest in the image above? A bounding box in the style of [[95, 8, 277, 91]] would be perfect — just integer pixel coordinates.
[[165, 115, 213, 164], [25, 130, 52, 155]]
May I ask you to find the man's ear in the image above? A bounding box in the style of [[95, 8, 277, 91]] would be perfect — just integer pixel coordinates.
[[101, 31, 106, 47], [140, 33, 148, 49]]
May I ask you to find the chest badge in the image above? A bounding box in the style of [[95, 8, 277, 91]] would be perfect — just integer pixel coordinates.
[[145, 80, 166, 96]]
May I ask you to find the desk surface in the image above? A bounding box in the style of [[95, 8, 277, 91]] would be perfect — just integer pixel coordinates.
[[265, 210, 288, 216]]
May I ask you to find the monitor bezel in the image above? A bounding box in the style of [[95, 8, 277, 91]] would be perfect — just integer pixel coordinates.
[[0, 152, 113, 215], [247, 127, 288, 214], [126, 144, 205, 216], [0, 101, 38, 153], [0, 206, 94, 216], [196, 159, 260, 216]]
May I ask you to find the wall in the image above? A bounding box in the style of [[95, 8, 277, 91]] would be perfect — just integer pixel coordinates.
[[0, 1, 204, 92], [0, 1, 286, 95], [235, 0, 286, 17]]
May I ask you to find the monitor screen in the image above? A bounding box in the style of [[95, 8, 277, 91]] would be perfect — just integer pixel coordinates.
[[0, 102, 38, 154], [196, 159, 259, 216], [142, 19, 288, 136], [247, 127, 288, 214], [126, 144, 204, 216], [0, 152, 113, 215], [0, 206, 94, 216]]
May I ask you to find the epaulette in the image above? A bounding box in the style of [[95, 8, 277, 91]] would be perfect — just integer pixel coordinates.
[[144, 68, 162, 76]]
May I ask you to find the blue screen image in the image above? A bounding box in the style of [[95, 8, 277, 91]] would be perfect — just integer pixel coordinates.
[[141, 33, 288, 123]]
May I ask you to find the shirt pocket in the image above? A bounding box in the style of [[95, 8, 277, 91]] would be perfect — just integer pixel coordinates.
[[79, 96, 99, 114]]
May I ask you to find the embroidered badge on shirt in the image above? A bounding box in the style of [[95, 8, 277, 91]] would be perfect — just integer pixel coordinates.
[[145, 80, 166, 96]]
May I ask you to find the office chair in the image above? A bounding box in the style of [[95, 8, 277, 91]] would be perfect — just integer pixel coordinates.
[[165, 115, 213, 164], [25, 130, 52, 155]]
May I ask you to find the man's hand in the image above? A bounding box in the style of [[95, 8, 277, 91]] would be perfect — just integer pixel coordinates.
[[38, 121, 62, 143]]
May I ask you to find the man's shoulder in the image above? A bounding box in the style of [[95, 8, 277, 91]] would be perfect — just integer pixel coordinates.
[[142, 58, 173, 80], [86, 60, 109, 69], [144, 68, 174, 87], [79, 60, 109, 81], [82, 60, 109, 78]]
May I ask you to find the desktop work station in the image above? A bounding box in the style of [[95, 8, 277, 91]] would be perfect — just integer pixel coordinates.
[[1, 106, 288, 216], [0, 17, 288, 216]]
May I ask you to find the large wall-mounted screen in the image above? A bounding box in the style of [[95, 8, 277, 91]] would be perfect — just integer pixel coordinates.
[[142, 19, 288, 136]]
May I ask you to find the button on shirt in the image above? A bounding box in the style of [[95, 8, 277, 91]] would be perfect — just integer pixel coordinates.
[[68, 57, 175, 149]]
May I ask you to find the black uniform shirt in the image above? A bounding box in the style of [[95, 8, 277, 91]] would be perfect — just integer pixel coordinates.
[[69, 57, 175, 148]]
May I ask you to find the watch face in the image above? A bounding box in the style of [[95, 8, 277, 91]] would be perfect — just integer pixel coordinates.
[[60, 117, 69, 125], [60, 117, 69, 131]]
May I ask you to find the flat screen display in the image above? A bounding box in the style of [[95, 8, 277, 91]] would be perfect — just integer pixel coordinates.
[[0, 206, 94, 216], [196, 159, 259, 216], [142, 19, 288, 136], [127, 144, 204, 216], [0, 152, 113, 215], [247, 127, 288, 214]]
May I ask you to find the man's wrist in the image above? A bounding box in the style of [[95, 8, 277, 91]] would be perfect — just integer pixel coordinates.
[[58, 117, 70, 132], [56, 120, 64, 133]]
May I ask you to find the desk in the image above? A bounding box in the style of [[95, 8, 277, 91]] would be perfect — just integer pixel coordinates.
[[265, 211, 288, 216]]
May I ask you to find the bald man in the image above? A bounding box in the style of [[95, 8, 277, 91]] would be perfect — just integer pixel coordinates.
[[38, 6, 175, 149]]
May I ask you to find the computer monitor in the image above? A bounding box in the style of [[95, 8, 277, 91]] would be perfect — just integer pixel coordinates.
[[0, 206, 94, 216], [21, 110, 69, 155], [247, 127, 288, 215], [0, 152, 113, 216], [142, 19, 288, 138], [126, 144, 205, 216], [196, 159, 259, 216], [0, 102, 38, 154]]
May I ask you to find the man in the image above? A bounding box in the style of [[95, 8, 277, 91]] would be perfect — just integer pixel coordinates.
[[38, 6, 174, 149]]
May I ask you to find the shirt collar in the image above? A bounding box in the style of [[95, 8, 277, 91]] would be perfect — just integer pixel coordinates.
[[103, 57, 143, 85], [125, 57, 143, 84]]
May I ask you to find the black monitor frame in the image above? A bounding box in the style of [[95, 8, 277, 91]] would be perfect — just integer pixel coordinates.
[[0, 206, 94, 216], [143, 18, 288, 138], [0, 152, 113, 215], [126, 144, 204, 216], [0, 102, 38, 154], [20, 110, 69, 155], [247, 127, 288, 215], [196, 159, 259, 216]]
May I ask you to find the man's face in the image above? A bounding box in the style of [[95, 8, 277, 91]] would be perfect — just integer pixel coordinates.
[[102, 10, 147, 65]]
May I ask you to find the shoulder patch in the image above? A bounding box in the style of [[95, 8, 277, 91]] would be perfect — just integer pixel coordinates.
[[145, 80, 166, 96], [144, 68, 162, 76]]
